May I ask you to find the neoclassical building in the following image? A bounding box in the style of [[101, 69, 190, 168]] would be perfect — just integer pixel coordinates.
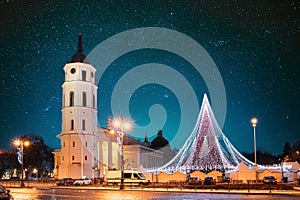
[[53, 34, 171, 179]]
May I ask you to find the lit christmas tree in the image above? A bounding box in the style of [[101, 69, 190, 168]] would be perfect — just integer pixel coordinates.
[[185, 110, 224, 171], [148, 94, 254, 173]]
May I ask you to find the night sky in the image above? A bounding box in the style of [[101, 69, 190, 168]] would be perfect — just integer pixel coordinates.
[[0, 0, 299, 155]]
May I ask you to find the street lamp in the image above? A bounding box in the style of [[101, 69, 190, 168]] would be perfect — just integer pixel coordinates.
[[14, 139, 30, 187], [109, 117, 133, 190], [251, 118, 258, 164], [251, 117, 258, 182]]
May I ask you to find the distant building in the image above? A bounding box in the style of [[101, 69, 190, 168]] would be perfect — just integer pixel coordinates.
[[53, 34, 171, 179]]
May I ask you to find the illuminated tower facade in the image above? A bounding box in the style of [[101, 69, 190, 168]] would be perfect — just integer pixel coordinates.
[[57, 34, 98, 179]]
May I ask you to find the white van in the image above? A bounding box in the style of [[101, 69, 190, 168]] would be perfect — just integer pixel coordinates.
[[107, 170, 150, 185]]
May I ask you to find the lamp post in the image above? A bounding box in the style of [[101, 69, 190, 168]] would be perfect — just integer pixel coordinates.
[[251, 118, 258, 182], [109, 117, 133, 190], [14, 139, 30, 187], [250, 118, 258, 165], [279, 158, 284, 183]]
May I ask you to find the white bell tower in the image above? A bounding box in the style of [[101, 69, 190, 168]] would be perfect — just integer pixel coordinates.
[[57, 34, 98, 179]]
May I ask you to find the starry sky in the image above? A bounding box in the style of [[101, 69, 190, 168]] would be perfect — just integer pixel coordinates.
[[0, 0, 299, 155]]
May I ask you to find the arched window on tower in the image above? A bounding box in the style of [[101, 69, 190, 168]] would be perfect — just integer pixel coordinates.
[[82, 92, 87, 107], [70, 91, 74, 107], [82, 119, 86, 131]]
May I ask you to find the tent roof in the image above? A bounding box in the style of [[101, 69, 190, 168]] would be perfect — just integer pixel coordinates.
[[237, 162, 252, 171]]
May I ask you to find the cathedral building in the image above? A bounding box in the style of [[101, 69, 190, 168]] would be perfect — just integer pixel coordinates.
[[53, 34, 171, 179]]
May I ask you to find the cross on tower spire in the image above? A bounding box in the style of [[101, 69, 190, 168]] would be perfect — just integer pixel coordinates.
[[70, 33, 87, 63], [77, 33, 83, 53]]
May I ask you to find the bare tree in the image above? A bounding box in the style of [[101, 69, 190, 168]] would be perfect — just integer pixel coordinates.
[[14, 133, 54, 178], [0, 150, 18, 179]]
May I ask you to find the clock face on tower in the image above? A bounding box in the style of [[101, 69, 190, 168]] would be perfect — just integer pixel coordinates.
[[70, 68, 76, 74]]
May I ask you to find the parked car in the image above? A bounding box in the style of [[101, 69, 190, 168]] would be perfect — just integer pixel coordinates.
[[73, 178, 92, 186], [0, 184, 14, 200], [56, 178, 74, 186], [203, 177, 216, 185], [263, 176, 277, 184], [187, 177, 201, 185]]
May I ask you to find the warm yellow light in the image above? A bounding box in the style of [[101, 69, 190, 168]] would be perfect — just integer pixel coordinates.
[[24, 141, 30, 147], [33, 168, 37, 173], [112, 119, 121, 128], [14, 139, 30, 147], [109, 116, 134, 133], [251, 118, 258, 127], [14, 140, 21, 146], [123, 121, 132, 131]]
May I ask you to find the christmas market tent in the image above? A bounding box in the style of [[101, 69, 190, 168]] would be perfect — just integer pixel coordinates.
[[229, 162, 255, 183]]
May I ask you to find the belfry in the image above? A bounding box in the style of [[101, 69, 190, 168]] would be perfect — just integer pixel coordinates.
[[53, 34, 171, 180], [53, 34, 98, 179]]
